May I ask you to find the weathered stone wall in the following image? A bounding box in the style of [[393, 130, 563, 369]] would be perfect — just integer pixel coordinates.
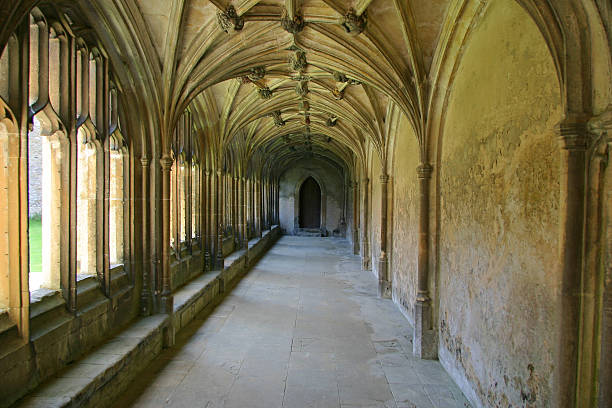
[[436, 1, 563, 406], [391, 117, 419, 323], [369, 150, 382, 279], [279, 157, 346, 236]]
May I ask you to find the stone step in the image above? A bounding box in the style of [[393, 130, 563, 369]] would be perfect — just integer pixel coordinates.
[[10, 226, 281, 408], [14, 314, 169, 408]]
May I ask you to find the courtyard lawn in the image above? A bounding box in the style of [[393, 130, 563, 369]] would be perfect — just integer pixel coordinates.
[[29, 217, 42, 273]]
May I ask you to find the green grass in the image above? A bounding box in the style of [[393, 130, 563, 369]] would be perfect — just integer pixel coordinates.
[[28, 216, 43, 273]]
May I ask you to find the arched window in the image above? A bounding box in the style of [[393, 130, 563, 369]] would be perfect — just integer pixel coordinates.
[[0, 6, 130, 335], [192, 161, 199, 239], [109, 141, 124, 266], [76, 134, 98, 277]]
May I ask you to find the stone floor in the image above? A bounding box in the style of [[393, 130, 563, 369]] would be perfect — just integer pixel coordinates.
[[113, 236, 470, 408]]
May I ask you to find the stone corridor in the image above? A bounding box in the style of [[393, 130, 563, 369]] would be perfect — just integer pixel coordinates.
[[113, 237, 469, 408]]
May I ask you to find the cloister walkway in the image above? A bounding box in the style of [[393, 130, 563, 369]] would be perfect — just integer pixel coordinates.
[[113, 237, 470, 408]]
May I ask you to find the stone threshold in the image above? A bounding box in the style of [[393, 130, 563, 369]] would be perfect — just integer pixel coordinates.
[[12, 226, 280, 408]]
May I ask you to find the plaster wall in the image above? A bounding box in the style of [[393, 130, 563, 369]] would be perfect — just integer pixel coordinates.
[[279, 157, 346, 236], [391, 117, 419, 323], [437, 1, 563, 406]]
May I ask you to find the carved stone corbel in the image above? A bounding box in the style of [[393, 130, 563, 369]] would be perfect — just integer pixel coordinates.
[[281, 9, 305, 34], [270, 110, 285, 127], [217, 5, 244, 33], [342, 9, 366, 35], [326, 116, 337, 127], [258, 87, 273, 99], [247, 66, 266, 82], [295, 80, 309, 97], [290, 50, 307, 71]]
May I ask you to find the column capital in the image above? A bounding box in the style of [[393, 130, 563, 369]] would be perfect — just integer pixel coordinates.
[[160, 155, 173, 170], [417, 163, 433, 179], [140, 157, 151, 168], [379, 174, 389, 184], [558, 120, 590, 151], [588, 106, 612, 139]]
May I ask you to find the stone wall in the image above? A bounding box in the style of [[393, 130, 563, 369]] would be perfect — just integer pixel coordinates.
[[390, 116, 420, 324], [279, 157, 347, 236], [369, 151, 382, 279], [436, 1, 563, 406]]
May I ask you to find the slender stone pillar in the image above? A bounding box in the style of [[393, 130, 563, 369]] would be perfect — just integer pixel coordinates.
[[256, 180, 262, 237], [211, 168, 218, 269], [413, 163, 436, 359], [216, 170, 224, 268], [554, 120, 589, 408], [353, 181, 359, 255], [378, 174, 391, 298], [160, 155, 174, 313], [140, 158, 151, 316], [233, 176, 238, 245], [361, 178, 371, 270], [242, 177, 249, 250], [204, 170, 211, 270]]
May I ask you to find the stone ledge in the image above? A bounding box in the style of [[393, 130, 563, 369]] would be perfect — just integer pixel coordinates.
[[11, 225, 281, 408]]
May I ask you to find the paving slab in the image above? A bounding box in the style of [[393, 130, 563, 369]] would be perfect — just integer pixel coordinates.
[[113, 237, 470, 408]]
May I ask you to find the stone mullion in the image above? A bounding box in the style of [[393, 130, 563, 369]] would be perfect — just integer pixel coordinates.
[[140, 158, 151, 315], [246, 178, 251, 239], [232, 176, 240, 246], [203, 170, 211, 270], [554, 120, 593, 408], [275, 178, 279, 225], [101, 58, 111, 297], [5, 20, 31, 338], [361, 178, 370, 270], [352, 180, 359, 255], [185, 156, 192, 251], [263, 179, 269, 229], [216, 170, 224, 268], [160, 155, 173, 313], [241, 177, 248, 249], [237, 176, 244, 247], [58, 31, 77, 312], [378, 174, 390, 298], [256, 179, 262, 237], [173, 160, 180, 254], [413, 163, 435, 359], [209, 169, 216, 267]]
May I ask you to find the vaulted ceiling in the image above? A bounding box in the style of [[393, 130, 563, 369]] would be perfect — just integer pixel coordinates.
[[5, 0, 586, 177], [132, 0, 454, 174]]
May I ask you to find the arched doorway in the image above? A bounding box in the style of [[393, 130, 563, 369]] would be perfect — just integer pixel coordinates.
[[299, 177, 321, 229]]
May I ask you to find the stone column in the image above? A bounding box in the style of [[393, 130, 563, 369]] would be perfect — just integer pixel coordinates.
[[554, 120, 589, 408], [587, 109, 612, 408], [204, 170, 211, 270], [210, 169, 218, 269], [353, 181, 359, 255], [413, 163, 435, 359], [378, 174, 391, 298], [160, 155, 174, 313], [216, 170, 224, 268], [140, 158, 151, 316], [255, 179, 262, 237], [232, 176, 238, 245], [361, 178, 370, 270], [241, 177, 249, 250]]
